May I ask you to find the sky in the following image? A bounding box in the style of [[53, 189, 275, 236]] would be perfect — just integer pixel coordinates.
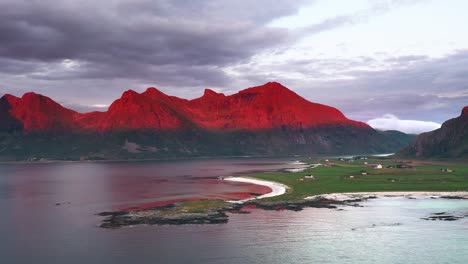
[[1, 0, 467, 134]]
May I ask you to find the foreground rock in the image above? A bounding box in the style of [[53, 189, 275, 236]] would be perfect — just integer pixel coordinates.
[[422, 212, 464, 221], [99, 210, 229, 228], [98, 192, 468, 228], [98, 202, 242, 229], [246, 196, 369, 211], [98, 197, 367, 228]]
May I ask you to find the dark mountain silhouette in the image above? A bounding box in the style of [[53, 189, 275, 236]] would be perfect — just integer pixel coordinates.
[[399, 106, 468, 159]]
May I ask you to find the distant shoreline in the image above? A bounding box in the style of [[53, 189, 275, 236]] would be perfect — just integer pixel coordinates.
[[305, 191, 468, 201], [2, 153, 466, 166], [0, 155, 296, 165]]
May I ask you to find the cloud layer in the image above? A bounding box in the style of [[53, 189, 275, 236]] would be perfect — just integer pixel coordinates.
[[0, 0, 304, 86], [0, 0, 467, 132], [367, 114, 441, 134]]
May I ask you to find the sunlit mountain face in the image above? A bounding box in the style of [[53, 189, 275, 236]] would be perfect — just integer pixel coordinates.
[[0, 82, 414, 160], [0, 82, 368, 133], [1, 0, 467, 134]]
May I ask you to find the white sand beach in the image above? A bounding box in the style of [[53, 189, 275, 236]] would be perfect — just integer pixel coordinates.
[[305, 191, 468, 201], [223, 177, 289, 203]]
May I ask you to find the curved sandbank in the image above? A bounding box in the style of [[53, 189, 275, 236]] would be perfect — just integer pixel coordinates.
[[305, 192, 468, 201], [224, 175, 468, 204], [223, 177, 289, 203]]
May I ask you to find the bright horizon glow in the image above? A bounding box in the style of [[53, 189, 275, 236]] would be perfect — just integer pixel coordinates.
[[368, 114, 441, 134], [267, 0, 468, 60]]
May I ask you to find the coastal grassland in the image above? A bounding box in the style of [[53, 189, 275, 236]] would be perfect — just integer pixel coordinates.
[[100, 158, 468, 228], [176, 200, 230, 214], [250, 158, 468, 202]]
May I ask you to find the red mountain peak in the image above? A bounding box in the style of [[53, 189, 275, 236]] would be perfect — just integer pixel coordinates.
[[238, 82, 305, 104], [22, 93, 78, 118], [100, 87, 189, 131], [142, 87, 166, 98], [203, 88, 224, 98], [242, 82, 292, 93], [1, 92, 78, 132], [0, 82, 371, 133], [108, 90, 144, 113], [1, 94, 20, 106], [2, 93, 19, 100], [21, 91, 39, 98], [120, 89, 140, 99], [0, 94, 23, 132], [188, 82, 369, 130]]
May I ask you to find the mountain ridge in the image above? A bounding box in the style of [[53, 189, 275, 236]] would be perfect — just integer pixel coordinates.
[[0, 82, 415, 161], [0, 82, 368, 133], [398, 106, 468, 159]]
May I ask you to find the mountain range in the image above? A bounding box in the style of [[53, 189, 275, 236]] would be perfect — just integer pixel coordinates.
[[0, 82, 414, 161], [399, 106, 468, 159]]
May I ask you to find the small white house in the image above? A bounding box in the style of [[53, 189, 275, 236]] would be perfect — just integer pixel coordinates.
[[374, 164, 383, 169]]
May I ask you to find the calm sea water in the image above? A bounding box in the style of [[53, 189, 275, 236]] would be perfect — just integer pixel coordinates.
[[1, 158, 468, 264]]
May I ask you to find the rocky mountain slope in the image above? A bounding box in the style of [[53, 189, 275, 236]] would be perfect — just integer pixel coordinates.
[[0, 82, 414, 160], [399, 106, 468, 159]]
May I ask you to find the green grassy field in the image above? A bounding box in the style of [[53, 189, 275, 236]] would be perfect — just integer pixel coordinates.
[[117, 157, 468, 219], [250, 158, 468, 202], [176, 200, 230, 213], [128, 157, 468, 213]]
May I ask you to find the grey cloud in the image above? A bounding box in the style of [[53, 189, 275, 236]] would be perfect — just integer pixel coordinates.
[[27, 60, 230, 88], [0, 0, 412, 89], [0, 0, 303, 88], [229, 51, 468, 124], [317, 52, 468, 122], [2, 0, 412, 88], [0, 58, 40, 74]]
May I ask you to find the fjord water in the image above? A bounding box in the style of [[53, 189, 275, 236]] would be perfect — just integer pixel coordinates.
[[1, 159, 468, 264]]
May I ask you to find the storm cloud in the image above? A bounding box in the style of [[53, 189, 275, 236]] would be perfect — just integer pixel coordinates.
[[0, 0, 304, 86]]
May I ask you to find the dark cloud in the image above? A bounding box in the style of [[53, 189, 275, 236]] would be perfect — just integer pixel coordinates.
[[0, 0, 304, 87]]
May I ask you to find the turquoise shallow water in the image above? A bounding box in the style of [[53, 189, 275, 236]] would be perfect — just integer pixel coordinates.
[[1, 159, 468, 264]]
